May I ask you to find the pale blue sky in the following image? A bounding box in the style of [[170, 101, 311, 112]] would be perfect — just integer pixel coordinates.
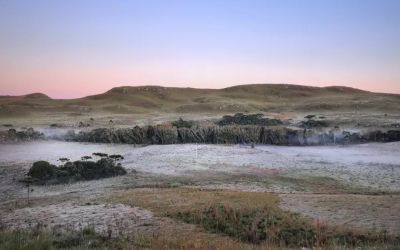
[[1, 0, 399, 98]]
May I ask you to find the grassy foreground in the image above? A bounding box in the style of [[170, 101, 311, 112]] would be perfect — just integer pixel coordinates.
[[1, 189, 398, 249], [107, 188, 400, 249]]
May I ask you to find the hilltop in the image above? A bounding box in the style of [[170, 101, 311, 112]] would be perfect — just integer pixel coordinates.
[[1, 84, 399, 128], [1, 84, 399, 115]]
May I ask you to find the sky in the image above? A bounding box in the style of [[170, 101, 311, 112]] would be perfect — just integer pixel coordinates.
[[0, 0, 399, 98]]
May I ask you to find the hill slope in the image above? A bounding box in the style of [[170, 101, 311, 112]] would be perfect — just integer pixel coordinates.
[[1, 84, 399, 118]]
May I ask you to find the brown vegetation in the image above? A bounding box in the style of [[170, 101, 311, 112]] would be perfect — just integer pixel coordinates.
[[108, 188, 399, 249]]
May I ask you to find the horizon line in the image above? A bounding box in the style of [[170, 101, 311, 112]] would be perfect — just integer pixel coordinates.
[[2, 82, 400, 100]]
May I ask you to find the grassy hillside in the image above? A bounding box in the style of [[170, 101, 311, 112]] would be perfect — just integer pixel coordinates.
[[1, 84, 399, 117]]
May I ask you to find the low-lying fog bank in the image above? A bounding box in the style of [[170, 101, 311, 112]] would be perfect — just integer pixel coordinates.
[[1, 141, 399, 192]]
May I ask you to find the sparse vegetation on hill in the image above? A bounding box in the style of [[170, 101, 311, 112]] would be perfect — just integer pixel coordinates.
[[1, 84, 399, 118]]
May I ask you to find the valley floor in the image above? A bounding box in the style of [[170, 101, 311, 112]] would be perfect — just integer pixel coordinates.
[[0, 141, 399, 248]]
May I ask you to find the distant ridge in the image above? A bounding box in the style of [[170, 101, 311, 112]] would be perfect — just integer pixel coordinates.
[[1, 83, 399, 117], [0, 84, 395, 100], [23, 93, 51, 99]]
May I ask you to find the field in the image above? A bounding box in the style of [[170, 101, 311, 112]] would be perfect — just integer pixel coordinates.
[[0, 84, 399, 249]]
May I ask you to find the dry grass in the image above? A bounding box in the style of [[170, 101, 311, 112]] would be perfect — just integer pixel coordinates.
[[1, 84, 400, 121], [106, 188, 400, 249], [107, 188, 281, 217]]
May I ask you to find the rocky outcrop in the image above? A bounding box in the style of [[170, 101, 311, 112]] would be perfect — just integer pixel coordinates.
[[0, 128, 44, 142], [67, 125, 400, 146]]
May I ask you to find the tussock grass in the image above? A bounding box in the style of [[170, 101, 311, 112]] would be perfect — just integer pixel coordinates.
[[109, 188, 400, 249], [0, 225, 104, 250]]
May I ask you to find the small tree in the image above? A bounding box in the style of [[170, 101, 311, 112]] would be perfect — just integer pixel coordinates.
[[58, 158, 70, 163], [81, 156, 92, 161], [21, 176, 34, 206], [172, 118, 193, 128], [92, 152, 108, 158], [109, 154, 124, 162], [28, 161, 55, 180], [304, 115, 316, 120]]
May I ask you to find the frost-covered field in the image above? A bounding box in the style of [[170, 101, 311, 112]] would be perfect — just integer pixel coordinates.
[[1, 140, 400, 235], [1, 141, 399, 191]]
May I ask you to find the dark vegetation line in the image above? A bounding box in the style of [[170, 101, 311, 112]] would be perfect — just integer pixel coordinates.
[[2, 113, 400, 145], [69, 114, 400, 145], [69, 125, 400, 146]]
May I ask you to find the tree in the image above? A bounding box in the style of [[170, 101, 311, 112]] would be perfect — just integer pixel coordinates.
[[58, 158, 70, 163], [109, 154, 124, 162], [92, 152, 108, 158], [81, 156, 92, 161], [20, 176, 34, 206]]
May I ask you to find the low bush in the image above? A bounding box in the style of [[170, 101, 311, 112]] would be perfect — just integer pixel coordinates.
[[171, 118, 193, 128], [49, 123, 63, 128], [25, 157, 126, 185], [27, 161, 56, 181], [300, 119, 329, 129], [216, 113, 282, 126]]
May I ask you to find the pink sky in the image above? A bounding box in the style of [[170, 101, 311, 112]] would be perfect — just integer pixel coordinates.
[[1, 1, 399, 99], [1, 61, 399, 99]]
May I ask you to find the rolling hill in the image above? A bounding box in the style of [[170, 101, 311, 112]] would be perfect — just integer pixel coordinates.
[[0, 84, 400, 121], [1, 84, 399, 118]]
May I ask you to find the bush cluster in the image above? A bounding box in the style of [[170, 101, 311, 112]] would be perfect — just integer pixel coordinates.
[[216, 113, 282, 126], [26, 155, 126, 185], [300, 115, 329, 129], [171, 118, 193, 128]]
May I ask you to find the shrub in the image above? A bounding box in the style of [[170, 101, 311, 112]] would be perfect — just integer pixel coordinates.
[[81, 156, 92, 161], [172, 118, 193, 128], [26, 156, 126, 185], [300, 119, 328, 129], [304, 114, 316, 119], [50, 123, 63, 128], [93, 152, 108, 158], [109, 154, 124, 161], [217, 113, 282, 126], [27, 161, 56, 181]]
